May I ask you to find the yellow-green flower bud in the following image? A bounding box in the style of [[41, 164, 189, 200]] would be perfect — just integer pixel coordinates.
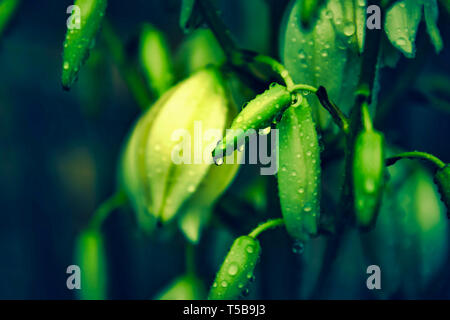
[[120, 67, 238, 229]]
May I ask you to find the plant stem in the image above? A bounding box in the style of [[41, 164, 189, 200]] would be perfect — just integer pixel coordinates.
[[248, 218, 284, 238], [101, 20, 153, 111], [386, 151, 446, 170], [197, 0, 296, 89], [315, 86, 350, 134], [88, 190, 128, 229], [185, 242, 196, 276]]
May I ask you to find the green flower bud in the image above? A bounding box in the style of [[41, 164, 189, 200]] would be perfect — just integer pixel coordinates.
[[120, 67, 238, 229], [280, 0, 365, 126], [434, 165, 450, 217], [385, 0, 442, 58], [175, 29, 225, 79], [208, 236, 261, 300], [138, 23, 174, 97], [277, 98, 321, 242], [155, 274, 206, 300], [74, 229, 107, 300], [212, 83, 292, 160], [62, 0, 108, 89], [353, 129, 385, 229]]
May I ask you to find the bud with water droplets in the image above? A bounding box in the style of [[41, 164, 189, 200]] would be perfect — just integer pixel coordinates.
[[212, 83, 292, 161], [120, 66, 238, 231], [277, 96, 321, 242], [352, 105, 385, 229], [208, 235, 261, 300], [61, 0, 108, 89], [434, 165, 450, 217], [74, 229, 107, 300], [281, 0, 366, 126]]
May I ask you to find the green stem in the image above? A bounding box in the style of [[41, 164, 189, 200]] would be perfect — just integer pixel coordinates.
[[315, 86, 350, 134], [88, 190, 128, 229], [197, 0, 296, 89], [386, 151, 446, 170], [101, 20, 153, 111], [185, 242, 196, 276], [361, 101, 373, 131], [196, 0, 238, 60], [248, 218, 284, 238]]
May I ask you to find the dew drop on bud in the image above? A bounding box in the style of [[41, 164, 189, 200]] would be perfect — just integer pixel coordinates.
[[259, 127, 271, 135], [214, 157, 224, 166]]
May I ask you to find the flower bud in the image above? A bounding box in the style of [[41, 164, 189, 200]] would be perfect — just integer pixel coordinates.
[[62, 0, 108, 90], [74, 229, 107, 300], [277, 98, 321, 242], [120, 67, 238, 229], [281, 0, 365, 125], [138, 23, 174, 97], [353, 129, 385, 229], [208, 235, 261, 300]]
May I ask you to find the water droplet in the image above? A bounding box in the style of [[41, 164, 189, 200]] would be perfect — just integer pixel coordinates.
[[63, 62, 70, 70], [187, 185, 195, 193], [396, 37, 407, 46], [212, 282, 218, 288], [320, 50, 328, 57], [228, 263, 239, 276], [291, 172, 297, 177], [298, 188, 305, 194], [343, 23, 355, 36], [214, 157, 224, 166], [298, 50, 306, 60], [304, 204, 312, 213], [260, 127, 271, 135], [292, 240, 304, 255], [246, 245, 254, 254], [238, 283, 244, 289], [221, 281, 228, 287], [365, 179, 376, 193], [306, 151, 312, 156]]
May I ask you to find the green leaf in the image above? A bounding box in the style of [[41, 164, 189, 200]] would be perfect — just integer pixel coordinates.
[[180, 0, 203, 33]]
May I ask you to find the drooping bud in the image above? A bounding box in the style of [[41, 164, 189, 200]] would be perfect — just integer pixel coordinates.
[[208, 236, 261, 300], [61, 0, 108, 89], [277, 98, 321, 242]]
